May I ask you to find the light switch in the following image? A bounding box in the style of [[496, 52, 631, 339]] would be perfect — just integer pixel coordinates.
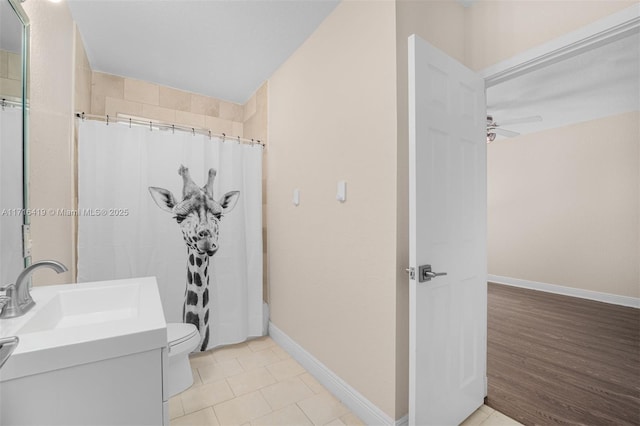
[[336, 181, 346, 202], [293, 189, 300, 206]]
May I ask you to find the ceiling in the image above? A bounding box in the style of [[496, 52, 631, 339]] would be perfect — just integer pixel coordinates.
[[487, 31, 640, 140], [68, 0, 637, 130], [67, 0, 340, 104]]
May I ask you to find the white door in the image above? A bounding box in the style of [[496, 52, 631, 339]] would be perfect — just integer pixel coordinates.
[[408, 34, 487, 426]]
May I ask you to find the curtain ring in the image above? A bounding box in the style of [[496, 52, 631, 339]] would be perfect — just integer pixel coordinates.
[[192, 128, 195, 136], [208, 130, 212, 140], [172, 124, 175, 134], [106, 115, 109, 125], [222, 133, 226, 142], [149, 121, 152, 131], [129, 118, 132, 128]]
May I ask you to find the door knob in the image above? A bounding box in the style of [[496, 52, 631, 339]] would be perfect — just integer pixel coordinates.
[[419, 265, 447, 283]]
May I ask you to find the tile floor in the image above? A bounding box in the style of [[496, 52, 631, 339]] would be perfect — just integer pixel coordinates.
[[169, 336, 521, 426]]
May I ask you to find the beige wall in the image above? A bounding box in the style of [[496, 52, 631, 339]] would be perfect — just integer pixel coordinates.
[[465, 0, 636, 70], [268, 0, 399, 418], [23, 0, 76, 285], [394, 0, 466, 418], [488, 112, 640, 298]]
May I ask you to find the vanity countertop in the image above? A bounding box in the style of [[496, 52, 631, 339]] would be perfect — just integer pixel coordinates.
[[0, 277, 167, 382]]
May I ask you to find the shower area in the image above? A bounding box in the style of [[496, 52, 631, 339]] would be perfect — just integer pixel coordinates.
[[73, 75, 269, 352]]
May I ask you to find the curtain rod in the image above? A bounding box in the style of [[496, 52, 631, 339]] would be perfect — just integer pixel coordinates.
[[75, 112, 264, 147], [2, 98, 24, 109]]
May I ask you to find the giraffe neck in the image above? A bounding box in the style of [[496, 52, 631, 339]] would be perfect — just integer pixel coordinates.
[[184, 247, 212, 351]]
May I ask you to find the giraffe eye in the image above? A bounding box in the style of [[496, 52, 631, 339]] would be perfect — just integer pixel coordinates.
[[174, 215, 187, 224]]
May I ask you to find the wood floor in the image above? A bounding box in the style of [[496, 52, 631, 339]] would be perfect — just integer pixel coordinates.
[[486, 283, 640, 426]]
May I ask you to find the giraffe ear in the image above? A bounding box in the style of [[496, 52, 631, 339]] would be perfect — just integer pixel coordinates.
[[149, 187, 177, 213], [219, 191, 240, 213]]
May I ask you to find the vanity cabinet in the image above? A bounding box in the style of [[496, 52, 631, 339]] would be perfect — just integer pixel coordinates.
[[0, 348, 166, 425]]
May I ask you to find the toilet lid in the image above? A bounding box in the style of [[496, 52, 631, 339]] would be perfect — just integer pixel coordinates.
[[167, 323, 199, 346]]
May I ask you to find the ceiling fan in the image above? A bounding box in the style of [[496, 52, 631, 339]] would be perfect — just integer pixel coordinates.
[[486, 115, 543, 143]]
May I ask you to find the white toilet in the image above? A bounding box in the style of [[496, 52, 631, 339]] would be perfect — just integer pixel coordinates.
[[166, 322, 200, 397]]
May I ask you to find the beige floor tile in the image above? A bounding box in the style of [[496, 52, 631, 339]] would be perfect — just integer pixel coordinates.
[[214, 390, 273, 425], [189, 352, 216, 369], [251, 404, 313, 426], [180, 380, 235, 414], [199, 358, 245, 384], [226, 367, 278, 396], [192, 367, 203, 387], [248, 336, 277, 352], [169, 396, 185, 420], [238, 348, 282, 371], [266, 359, 306, 381], [461, 408, 493, 426], [171, 407, 220, 426], [340, 413, 364, 426], [481, 411, 523, 425], [260, 376, 315, 410], [298, 373, 327, 394], [213, 342, 254, 362], [479, 405, 495, 415], [324, 418, 346, 426], [270, 345, 292, 360], [297, 392, 350, 426]]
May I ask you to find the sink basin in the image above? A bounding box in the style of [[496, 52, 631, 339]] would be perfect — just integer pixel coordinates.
[[17, 283, 141, 334], [0, 277, 167, 382]]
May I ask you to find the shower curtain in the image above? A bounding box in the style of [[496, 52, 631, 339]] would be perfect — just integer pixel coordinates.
[[77, 120, 263, 350]]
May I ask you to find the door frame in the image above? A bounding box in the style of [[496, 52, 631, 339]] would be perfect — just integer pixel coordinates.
[[480, 4, 639, 86]]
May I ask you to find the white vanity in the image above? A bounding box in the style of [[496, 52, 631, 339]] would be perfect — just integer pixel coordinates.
[[0, 277, 169, 425]]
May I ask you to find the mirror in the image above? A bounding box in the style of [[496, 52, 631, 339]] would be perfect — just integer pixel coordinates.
[[0, 0, 29, 285]]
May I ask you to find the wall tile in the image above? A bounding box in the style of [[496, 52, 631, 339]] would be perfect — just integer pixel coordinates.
[[105, 96, 144, 118], [159, 86, 191, 112], [219, 100, 243, 121], [175, 110, 205, 128], [191, 93, 220, 117], [141, 103, 176, 123], [0, 77, 21, 99], [205, 115, 234, 136], [232, 121, 243, 138], [124, 77, 159, 105], [91, 93, 106, 116], [0, 50, 8, 78], [92, 72, 124, 100], [7, 52, 21, 80], [244, 93, 257, 121]]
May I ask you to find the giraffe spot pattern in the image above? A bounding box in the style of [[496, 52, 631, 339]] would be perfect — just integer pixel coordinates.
[[189, 254, 195, 266], [203, 288, 209, 307], [187, 270, 193, 284], [204, 309, 209, 324], [201, 327, 209, 351], [186, 312, 200, 331], [187, 290, 198, 306], [196, 257, 202, 267], [194, 272, 202, 287]]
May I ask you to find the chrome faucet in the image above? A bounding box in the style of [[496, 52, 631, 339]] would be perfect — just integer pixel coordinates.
[[0, 260, 68, 319]]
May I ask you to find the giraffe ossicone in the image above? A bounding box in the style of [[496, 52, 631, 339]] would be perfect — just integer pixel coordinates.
[[149, 165, 240, 351]]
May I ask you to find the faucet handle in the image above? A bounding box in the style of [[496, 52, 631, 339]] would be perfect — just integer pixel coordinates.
[[0, 284, 15, 294]]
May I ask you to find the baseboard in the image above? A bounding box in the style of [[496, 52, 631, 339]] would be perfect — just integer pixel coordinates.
[[269, 322, 406, 426], [488, 275, 640, 309]]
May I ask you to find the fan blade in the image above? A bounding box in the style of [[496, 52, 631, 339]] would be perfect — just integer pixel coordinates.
[[494, 128, 520, 137], [498, 115, 543, 126]]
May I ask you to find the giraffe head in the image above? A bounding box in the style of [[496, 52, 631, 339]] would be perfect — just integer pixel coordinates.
[[149, 165, 240, 256]]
